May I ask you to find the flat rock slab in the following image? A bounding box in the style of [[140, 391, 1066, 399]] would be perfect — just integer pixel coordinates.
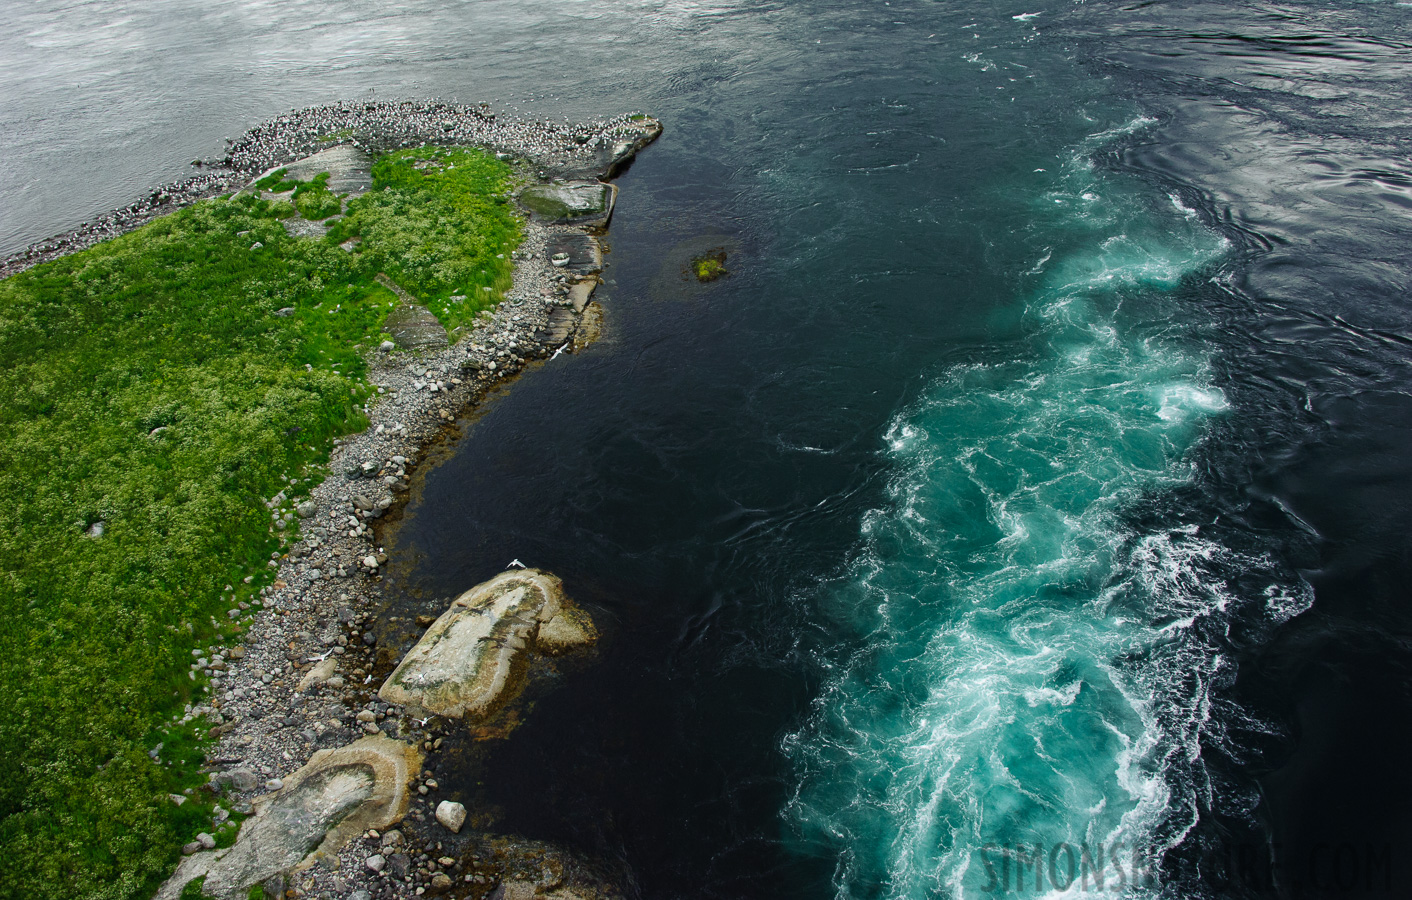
[[157, 735, 421, 900], [379, 569, 594, 719], [278, 145, 373, 196], [384, 304, 447, 350], [545, 233, 603, 275], [518, 182, 616, 226]]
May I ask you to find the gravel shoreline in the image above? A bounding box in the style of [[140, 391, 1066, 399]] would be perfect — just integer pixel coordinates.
[[18, 101, 658, 900]]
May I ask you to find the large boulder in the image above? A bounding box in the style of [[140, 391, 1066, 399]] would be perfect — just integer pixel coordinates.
[[156, 735, 421, 900], [378, 569, 595, 720]]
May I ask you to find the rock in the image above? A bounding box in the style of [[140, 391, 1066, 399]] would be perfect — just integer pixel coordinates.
[[384, 303, 448, 350], [378, 569, 575, 720], [214, 768, 259, 793], [387, 853, 411, 878], [350, 892, 372, 900], [518, 182, 616, 226], [297, 657, 338, 692], [155, 735, 421, 900], [379, 340, 395, 352], [274, 307, 296, 317], [434, 800, 466, 834], [169, 793, 187, 806], [535, 608, 599, 655], [264, 778, 284, 791], [182, 842, 202, 856], [296, 501, 317, 519], [379, 829, 403, 848], [355, 710, 376, 723], [197, 833, 217, 850], [352, 494, 373, 511], [228, 646, 246, 660], [431, 872, 453, 890], [365, 854, 386, 873], [362, 555, 378, 570], [362, 631, 376, 646], [492, 881, 539, 900]]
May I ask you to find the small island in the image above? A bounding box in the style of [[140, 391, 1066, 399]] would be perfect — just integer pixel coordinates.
[[0, 101, 658, 900]]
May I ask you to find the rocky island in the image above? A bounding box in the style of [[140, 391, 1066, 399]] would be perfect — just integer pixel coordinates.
[[0, 101, 658, 900]]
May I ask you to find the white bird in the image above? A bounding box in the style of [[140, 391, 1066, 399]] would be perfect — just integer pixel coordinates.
[[550, 343, 568, 360], [363, 674, 373, 685], [508, 559, 526, 569], [415, 716, 431, 727], [306, 651, 330, 663]]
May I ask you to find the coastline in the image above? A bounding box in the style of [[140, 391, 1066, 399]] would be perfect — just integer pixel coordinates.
[[5, 101, 657, 900]]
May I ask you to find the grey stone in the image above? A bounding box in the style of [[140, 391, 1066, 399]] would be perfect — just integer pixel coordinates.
[[155, 736, 421, 900], [434, 800, 466, 834], [384, 304, 448, 350], [296, 501, 317, 519], [365, 853, 386, 873], [196, 832, 217, 850], [182, 841, 202, 856]]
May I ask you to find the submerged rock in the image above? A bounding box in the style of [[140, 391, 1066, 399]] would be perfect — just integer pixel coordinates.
[[378, 569, 595, 719], [156, 735, 421, 900]]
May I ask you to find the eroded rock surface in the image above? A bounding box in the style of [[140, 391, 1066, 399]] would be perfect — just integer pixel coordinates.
[[157, 735, 420, 900], [379, 569, 595, 719], [519, 182, 616, 226]]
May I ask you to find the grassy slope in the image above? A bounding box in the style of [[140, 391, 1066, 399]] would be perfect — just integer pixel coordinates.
[[0, 147, 520, 900]]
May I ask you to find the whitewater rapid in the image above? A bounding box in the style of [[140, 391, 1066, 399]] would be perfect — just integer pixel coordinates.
[[784, 120, 1312, 899]]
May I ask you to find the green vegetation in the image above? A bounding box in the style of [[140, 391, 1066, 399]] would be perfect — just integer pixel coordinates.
[[329, 147, 521, 329], [692, 250, 728, 282], [0, 146, 521, 900], [291, 172, 343, 221]]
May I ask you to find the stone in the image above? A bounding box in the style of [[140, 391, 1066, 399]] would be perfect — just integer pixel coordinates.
[[274, 307, 296, 317], [434, 800, 466, 834], [363, 555, 379, 570], [365, 854, 386, 873], [350, 892, 372, 900], [378, 569, 579, 720], [518, 182, 616, 226], [297, 657, 338, 692], [296, 501, 317, 519], [380, 340, 395, 352], [535, 608, 599, 655], [155, 735, 421, 900], [196, 832, 217, 850], [544, 232, 603, 276], [182, 842, 202, 856], [214, 768, 259, 793], [384, 303, 448, 350], [431, 873, 453, 889]]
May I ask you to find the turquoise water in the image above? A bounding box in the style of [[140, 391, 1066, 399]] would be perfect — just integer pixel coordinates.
[[784, 121, 1308, 899]]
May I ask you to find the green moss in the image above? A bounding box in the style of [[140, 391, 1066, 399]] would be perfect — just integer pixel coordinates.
[[691, 250, 728, 282], [0, 146, 521, 900]]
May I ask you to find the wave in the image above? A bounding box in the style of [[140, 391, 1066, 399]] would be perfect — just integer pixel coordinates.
[[783, 119, 1310, 899]]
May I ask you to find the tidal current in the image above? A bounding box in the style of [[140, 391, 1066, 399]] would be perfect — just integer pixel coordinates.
[[5, 2, 1412, 898]]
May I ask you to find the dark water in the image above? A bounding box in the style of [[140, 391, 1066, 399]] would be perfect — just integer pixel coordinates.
[[6, 2, 1412, 897]]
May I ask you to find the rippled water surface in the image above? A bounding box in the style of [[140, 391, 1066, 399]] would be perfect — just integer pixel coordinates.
[[6, 1, 1412, 897]]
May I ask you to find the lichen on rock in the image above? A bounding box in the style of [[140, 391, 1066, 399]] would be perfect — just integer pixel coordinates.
[[378, 569, 596, 720]]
